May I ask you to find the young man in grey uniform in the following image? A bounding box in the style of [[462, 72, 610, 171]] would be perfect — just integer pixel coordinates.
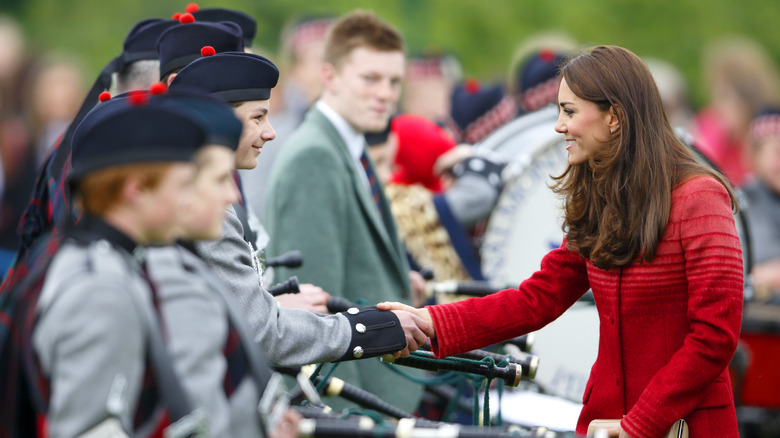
[[146, 90, 300, 438], [168, 52, 432, 369], [24, 96, 206, 437]]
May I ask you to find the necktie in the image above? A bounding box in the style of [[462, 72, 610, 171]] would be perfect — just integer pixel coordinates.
[[360, 150, 383, 216]]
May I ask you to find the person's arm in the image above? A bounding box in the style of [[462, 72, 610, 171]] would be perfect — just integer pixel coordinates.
[[34, 276, 147, 437], [621, 178, 743, 438], [380, 242, 590, 357], [149, 248, 232, 438], [275, 283, 330, 314], [197, 209, 427, 367]]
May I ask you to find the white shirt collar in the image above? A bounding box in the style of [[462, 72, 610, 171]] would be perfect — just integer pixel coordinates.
[[316, 100, 366, 161]]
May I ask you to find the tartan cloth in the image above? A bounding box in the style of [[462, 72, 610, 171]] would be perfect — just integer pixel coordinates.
[[221, 317, 250, 398], [0, 223, 169, 437], [0, 232, 61, 438], [14, 134, 72, 268], [177, 242, 252, 399]]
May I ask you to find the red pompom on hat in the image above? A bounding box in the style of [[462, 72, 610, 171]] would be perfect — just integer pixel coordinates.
[[172, 12, 182, 20], [127, 90, 149, 106], [98, 91, 112, 102], [200, 45, 216, 57], [464, 78, 480, 94], [185, 3, 199, 13], [539, 48, 556, 63], [149, 81, 168, 95], [179, 12, 195, 24]]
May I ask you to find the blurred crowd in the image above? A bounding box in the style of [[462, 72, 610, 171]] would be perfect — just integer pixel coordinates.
[[0, 16, 85, 267]]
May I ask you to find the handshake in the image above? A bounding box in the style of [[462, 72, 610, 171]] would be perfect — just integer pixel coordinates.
[[378, 302, 436, 358]]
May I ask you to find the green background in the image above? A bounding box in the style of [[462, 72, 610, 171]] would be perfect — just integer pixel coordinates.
[[3, 0, 780, 108]]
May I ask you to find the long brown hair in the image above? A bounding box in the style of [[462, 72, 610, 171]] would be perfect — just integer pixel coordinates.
[[552, 45, 736, 269]]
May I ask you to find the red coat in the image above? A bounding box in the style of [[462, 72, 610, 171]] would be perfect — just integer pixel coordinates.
[[428, 176, 743, 438]]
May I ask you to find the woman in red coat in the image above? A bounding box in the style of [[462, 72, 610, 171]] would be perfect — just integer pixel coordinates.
[[380, 45, 743, 438]]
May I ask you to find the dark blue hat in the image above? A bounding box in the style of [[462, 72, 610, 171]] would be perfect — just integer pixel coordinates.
[[517, 49, 567, 113], [192, 8, 257, 46], [72, 18, 177, 132], [120, 19, 180, 70], [749, 106, 780, 143], [155, 88, 242, 150], [169, 52, 279, 103], [69, 95, 207, 182], [157, 21, 244, 79], [449, 80, 517, 144]]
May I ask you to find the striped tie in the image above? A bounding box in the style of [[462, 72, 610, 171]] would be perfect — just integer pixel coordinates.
[[360, 150, 382, 215]]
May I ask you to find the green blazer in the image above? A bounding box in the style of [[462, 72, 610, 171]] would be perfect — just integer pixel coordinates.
[[265, 107, 422, 412]]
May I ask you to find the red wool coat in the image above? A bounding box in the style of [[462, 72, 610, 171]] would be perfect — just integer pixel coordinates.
[[428, 176, 743, 438]]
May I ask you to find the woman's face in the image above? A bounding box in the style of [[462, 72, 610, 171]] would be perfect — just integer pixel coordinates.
[[555, 78, 615, 165]]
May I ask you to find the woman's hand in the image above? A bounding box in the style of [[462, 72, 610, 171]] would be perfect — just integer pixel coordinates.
[[376, 301, 436, 358], [606, 424, 632, 438]]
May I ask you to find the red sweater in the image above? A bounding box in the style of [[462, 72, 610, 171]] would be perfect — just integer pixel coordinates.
[[428, 176, 743, 438]]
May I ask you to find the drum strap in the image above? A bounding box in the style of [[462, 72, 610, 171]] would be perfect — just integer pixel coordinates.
[[432, 196, 485, 281]]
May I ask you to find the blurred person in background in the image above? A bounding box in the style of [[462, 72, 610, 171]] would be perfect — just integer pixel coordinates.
[[384, 114, 470, 282], [445, 78, 516, 145], [0, 16, 35, 272], [690, 35, 780, 187], [744, 108, 780, 300], [23, 54, 85, 167], [0, 53, 84, 267], [401, 50, 462, 126], [507, 32, 576, 117], [241, 15, 334, 219], [507, 30, 577, 116], [369, 114, 507, 284], [645, 57, 694, 133]]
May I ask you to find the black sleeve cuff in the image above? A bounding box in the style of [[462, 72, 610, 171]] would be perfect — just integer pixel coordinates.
[[335, 306, 406, 362]]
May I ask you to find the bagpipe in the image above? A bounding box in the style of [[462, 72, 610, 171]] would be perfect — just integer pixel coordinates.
[[265, 251, 569, 435]]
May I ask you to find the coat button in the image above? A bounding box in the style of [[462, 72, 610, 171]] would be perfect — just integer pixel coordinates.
[[356, 323, 366, 334], [353, 346, 364, 358], [348, 307, 360, 315]]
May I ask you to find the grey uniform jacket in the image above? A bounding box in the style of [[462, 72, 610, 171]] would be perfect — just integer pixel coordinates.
[[195, 204, 405, 368], [147, 244, 264, 438], [33, 239, 158, 438]]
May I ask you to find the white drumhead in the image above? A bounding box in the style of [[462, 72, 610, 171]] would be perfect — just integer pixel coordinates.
[[480, 133, 568, 286], [478, 111, 598, 402]]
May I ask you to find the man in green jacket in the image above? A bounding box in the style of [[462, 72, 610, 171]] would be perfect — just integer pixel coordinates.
[[264, 10, 425, 413]]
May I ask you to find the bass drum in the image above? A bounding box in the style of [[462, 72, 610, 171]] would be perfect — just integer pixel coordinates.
[[477, 107, 599, 402]]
